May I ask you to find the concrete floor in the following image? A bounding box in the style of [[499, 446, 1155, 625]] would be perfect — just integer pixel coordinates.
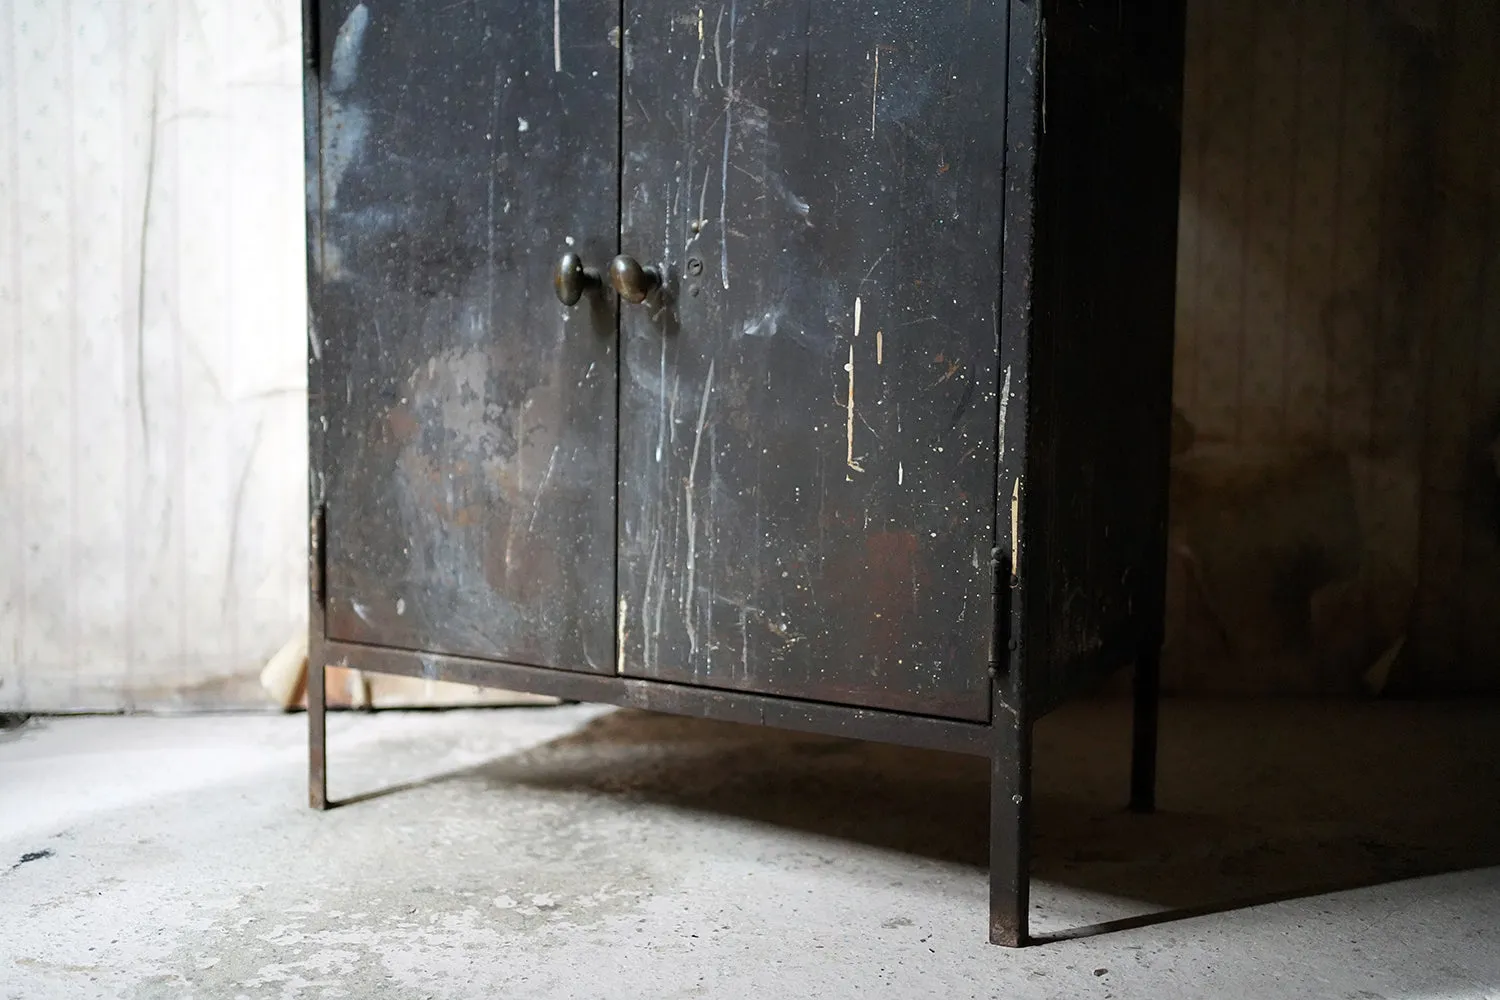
[[2, 700, 1499, 999]]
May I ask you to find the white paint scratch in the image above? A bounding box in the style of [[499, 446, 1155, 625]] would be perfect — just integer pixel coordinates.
[[713, 5, 725, 87], [719, 1, 736, 290], [669, 373, 681, 445], [553, 0, 562, 73], [642, 532, 658, 669], [526, 445, 560, 533], [876, 329, 883, 364], [741, 609, 750, 677], [617, 597, 628, 674], [653, 538, 669, 661], [682, 167, 698, 249], [898, 461, 904, 485], [997, 364, 1013, 459], [698, 167, 711, 234], [664, 177, 675, 271], [1010, 477, 1021, 574], [693, 8, 706, 96], [858, 248, 891, 290], [656, 336, 668, 462], [684, 362, 716, 653], [845, 360, 863, 477], [870, 46, 880, 137], [847, 297, 864, 473], [719, 130, 732, 287]]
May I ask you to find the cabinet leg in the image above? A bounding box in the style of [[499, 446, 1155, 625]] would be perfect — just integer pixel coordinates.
[[1129, 641, 1160, 814], [990, 704, 1033, 947], [309, 660, 329, 811]]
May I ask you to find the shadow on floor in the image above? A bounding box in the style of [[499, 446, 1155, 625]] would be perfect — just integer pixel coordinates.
[[339, 699, 1500, 940]]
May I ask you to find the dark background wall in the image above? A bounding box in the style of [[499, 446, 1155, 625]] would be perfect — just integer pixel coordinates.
[[1164, 0, 1499, 694]]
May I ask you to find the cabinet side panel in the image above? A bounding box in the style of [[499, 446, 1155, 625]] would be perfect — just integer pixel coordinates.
[[1020, 0, 1187, 714], [994, 1, 1041, 726]]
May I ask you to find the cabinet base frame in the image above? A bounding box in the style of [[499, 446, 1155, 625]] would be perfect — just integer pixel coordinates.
[[306, 636, 1161, 946]]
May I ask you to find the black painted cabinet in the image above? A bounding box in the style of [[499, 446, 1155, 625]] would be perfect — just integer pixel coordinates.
[[305, 0, 1185, 946]]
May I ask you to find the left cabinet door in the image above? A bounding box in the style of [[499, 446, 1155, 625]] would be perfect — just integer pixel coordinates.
[[311, 0, 621, 673]]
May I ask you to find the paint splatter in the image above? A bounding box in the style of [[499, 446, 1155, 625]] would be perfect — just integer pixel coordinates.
[[11, 850, 53, 870], [846, 298, 864, 474], [553, 0, 562, 72]]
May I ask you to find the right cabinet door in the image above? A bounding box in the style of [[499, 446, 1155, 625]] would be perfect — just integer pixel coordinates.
[[615, 0, 1008, 721]]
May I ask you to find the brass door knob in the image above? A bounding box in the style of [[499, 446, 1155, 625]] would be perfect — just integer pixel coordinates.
[[608, 255, 662, 304], [554, 252, 602, 307]]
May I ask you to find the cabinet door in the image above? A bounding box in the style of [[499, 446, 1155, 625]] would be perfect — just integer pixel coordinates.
[[616, 1, 1007, 720], [314, 0, 620, 672]]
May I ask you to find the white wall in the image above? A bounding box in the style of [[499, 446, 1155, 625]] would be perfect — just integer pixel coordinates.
[[0, 0, 307, 710]]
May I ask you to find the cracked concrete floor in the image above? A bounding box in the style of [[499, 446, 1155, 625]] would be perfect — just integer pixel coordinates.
[[2, 699, 1499, 999]]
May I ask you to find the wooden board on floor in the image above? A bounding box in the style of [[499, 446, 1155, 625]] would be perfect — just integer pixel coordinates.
[[316, 666, 559, 710]]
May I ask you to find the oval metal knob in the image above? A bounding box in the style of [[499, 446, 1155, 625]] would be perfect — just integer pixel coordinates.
[[608, 255, 662, 304], [554, 252, 602, 307]]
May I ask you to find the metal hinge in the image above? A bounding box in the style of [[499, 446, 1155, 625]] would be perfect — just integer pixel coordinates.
[[310, 503, 328, 609], [989, 545, 1012, 675]]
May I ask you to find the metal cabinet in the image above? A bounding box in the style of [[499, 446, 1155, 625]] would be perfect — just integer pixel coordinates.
[[304, 0, 1185, 946]]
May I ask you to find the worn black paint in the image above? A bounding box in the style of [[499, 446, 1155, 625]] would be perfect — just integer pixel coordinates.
[[306, 0, 1185, 947]]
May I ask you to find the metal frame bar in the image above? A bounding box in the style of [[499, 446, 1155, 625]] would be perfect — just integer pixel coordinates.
[[315, 639, 990, 757], [1130, 641, 1162, 814], [308, 660, 328, 811], [989, 693, 1032, 947]]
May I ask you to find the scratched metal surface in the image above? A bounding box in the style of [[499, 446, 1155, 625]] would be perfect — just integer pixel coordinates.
[[615, 1, 1008, 721], [311, 0, 621, 673]]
